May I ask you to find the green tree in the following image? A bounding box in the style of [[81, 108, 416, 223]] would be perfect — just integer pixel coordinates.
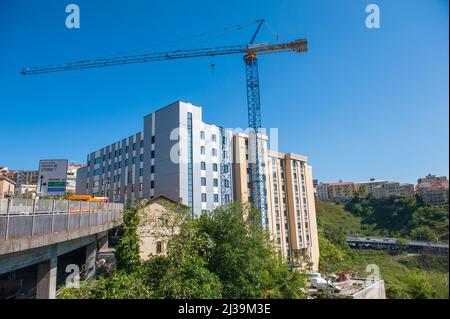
[[196, 203, 306, 299], [115, 203, 142, 272], [405, 270, 437, 299], [59, 270, 152, 299], [410, 226, 437, 241]]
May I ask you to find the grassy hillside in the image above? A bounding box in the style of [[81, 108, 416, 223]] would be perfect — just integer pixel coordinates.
[[315, 200, 449, 299]]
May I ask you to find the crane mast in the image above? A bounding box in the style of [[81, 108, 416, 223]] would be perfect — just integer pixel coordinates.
[[21, 21, 308, 229]]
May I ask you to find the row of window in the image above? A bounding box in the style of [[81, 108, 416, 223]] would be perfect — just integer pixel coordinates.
[[200, 146, 219, 157], [200, 177, 230, 188], [89, 136, 158, 166], [200, 131, 217, 142], [89, 180, 155, 192], [201, 193, 219, 203]]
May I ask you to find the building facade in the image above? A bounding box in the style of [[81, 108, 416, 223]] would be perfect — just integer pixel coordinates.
[[417, 174, 449, 206], [16, 170, 39, 187], [318, 178, 415, 201], [233, 132, 319, 271], [76, 101, 234, 217], [0, 176, 15, 198], [316, 182, 355, 202], [372, 182, 415, 199], [66, 163, 85, 194]]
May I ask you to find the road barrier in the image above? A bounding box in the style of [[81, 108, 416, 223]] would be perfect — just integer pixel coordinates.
[[0, 198, 123, 241]]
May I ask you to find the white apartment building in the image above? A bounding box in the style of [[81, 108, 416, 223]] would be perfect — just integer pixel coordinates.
[[76, 101, 233, 217]]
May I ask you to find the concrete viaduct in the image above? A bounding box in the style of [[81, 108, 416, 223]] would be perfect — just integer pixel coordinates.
[[0, 198, 123, 299]]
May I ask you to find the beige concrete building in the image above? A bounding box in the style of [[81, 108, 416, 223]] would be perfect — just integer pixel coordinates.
[[232, 132, 319, 271], [137, 195, 187, 260], [0, 176, 15, 198], [321, 181, 355, 202]]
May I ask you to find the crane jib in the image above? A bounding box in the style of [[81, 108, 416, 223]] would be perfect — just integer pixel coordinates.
[[21, 39, 307, 75]]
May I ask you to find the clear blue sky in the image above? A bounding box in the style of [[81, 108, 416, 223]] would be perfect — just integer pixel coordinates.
[[0, 0, 448, 184]]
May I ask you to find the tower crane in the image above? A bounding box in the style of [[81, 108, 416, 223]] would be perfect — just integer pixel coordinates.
[[21, 19, 308, 229]]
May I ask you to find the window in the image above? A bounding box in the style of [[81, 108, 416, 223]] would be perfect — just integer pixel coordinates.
[[212, 134, 217, 142], [125, 159, 128, 166], [214, 194, 219, 203], [102, 155, 106, 161], [114, 150, 118, 157], [132, 157, 136, 164], [201, 161, 206, 170], [118, 161, 121, 168], [224, 194, 230, 202], [124, 186, 127, 193], [200, 146, 205, 155], [224, 179, 230, 188], [140, 140, 144, 148], [131, 184, 135, 193], [156, 241, 163, 254], [140, 154, 144, 162], [132, 143, 136, 151], [125, 146, 129, 153], [108, 165, 111, 171], [201, 193, 207, 202], [201, 177, 207, 186], [151, 181, 154, 189], [94, 169, 100, 176], [151, 136, 156, 144], [223, 165, 229, 173], [139, 183, 143, 191], [139, 168, 143, 176], [151, 166, 155, 173], [213, 178, 218, 187], [94, 157, 101, 164], [200, 131, 205, 140], [151, 151, 155, 158], [212, 148, 217, 157], [119, 149, 122, 156], [213, 163, 218, 172]]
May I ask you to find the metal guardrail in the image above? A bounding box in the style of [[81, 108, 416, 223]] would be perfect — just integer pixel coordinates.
[[0, 198, 123, 241]]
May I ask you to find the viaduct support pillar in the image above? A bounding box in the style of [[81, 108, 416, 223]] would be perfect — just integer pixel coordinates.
[[36, 245, 57, 299], [85, 242, 97, 279]]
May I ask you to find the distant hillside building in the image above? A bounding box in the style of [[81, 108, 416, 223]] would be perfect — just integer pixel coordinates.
[[354, 179, 388, 197], [417, 174, 449, 206], [372, 182, 415, 199], [16, 170, 39, 187], [316, 182, 355, 202], [318, 178, 415, 202]]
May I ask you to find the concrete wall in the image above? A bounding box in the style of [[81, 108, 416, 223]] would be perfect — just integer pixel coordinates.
[[349, 280, 386, 299]]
